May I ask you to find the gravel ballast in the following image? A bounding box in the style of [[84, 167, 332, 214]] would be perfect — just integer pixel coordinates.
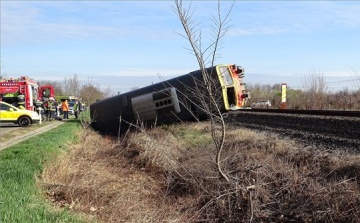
[[226, 111, 360, 152]]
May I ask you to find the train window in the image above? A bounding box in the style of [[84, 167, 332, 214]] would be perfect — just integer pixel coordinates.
[[219, 66, 233, 86]]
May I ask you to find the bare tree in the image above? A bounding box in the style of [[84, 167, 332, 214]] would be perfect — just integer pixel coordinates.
[[338, 87, 350, 110], [173, 0, 234, 182], [301, 71, 328, 110], [80, 77, 111, 105], [64, 74, 81, 96], [350, 68, 360, 91], [350, 69, 360, 110]]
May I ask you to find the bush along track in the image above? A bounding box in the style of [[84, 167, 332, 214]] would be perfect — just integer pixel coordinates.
[[0, 120, 86, 223]]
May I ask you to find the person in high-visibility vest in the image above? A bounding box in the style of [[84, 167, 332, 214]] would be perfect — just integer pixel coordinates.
[[62, 100, 69, 120], [35, 100, 43, 115], [49, 97, 56, 120], [47, 99, 54, 121], [73, 100, 79, 119]]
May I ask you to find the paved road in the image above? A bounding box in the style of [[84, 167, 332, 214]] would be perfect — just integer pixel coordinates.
[[0, 123, 21, 135], [0, 121, 65, 151]]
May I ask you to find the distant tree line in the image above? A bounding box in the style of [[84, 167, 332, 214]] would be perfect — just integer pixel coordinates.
[[247, 72, 360, 110], [38, 74, 112, 106]]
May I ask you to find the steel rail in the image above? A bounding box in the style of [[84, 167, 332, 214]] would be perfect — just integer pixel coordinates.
[[234, 108, 360, 118]]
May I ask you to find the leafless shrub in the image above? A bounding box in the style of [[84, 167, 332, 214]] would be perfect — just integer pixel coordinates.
[[301, 71, 328, 110]]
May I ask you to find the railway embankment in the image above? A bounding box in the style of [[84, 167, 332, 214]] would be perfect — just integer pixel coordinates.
[[228, 110, 360, 152]]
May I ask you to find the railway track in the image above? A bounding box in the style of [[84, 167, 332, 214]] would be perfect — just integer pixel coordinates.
[[226, 108, 360, 152], [236, 108, 360, 117]]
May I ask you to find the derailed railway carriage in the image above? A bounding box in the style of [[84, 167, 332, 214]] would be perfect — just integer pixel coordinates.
[[90, 64, 249, 135]]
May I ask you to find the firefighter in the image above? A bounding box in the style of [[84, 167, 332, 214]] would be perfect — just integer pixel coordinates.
[[35, 100, 44, 117], [53, 99, 59, 119], [79, 101, 83, 114], [62, 100, 69, 120], [49, 97, 56, 120], [46, 99, 54, 121], [43, 99, 49, 121], [73, 100, 79, 119], [15, 94, 26, 109], [17, 94, 25, 107]]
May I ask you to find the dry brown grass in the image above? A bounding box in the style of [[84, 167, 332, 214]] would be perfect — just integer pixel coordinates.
[[41, 128, 197, 222], [42, 122, 360, 222]]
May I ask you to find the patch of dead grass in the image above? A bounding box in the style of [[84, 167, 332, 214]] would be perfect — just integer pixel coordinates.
[[42, 122, 360, 222], [42, 128, 197, 223]]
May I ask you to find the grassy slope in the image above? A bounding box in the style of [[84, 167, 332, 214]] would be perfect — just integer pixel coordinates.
[[0, 120, 85, 223]]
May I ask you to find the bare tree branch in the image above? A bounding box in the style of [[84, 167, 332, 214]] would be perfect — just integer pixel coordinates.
[[173, 0, 234, 183]]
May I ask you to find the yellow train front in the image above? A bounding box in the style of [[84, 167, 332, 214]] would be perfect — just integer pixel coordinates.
[[90, 64, 249, 135]]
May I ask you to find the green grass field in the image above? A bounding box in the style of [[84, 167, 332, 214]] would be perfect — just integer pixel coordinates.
[[0, 120, 87, 223]]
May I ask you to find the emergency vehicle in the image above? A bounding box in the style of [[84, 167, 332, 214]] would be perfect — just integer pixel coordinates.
[[0, 76, 54, 111], [55, 96, 79, 115], [0, 101, 40, 126]]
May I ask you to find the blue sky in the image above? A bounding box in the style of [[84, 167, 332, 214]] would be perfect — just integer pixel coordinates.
[[1, 1, 360, 94]]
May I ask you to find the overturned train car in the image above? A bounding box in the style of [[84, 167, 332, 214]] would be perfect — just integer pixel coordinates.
[[90, 64, 249, 135]]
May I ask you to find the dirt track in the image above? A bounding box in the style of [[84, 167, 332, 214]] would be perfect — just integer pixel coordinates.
[[0, 121, 64, 151]]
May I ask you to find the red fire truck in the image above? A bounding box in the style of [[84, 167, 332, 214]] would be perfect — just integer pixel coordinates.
[[0, 76, 54, 111]]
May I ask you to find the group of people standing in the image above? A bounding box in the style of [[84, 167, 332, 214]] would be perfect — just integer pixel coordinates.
[[40, 98, 82, 121], [44, 97, 57, 121]]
